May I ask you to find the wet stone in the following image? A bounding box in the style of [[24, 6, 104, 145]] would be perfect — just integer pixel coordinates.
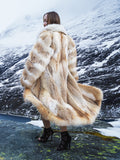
[[0, 119, 120, 160]]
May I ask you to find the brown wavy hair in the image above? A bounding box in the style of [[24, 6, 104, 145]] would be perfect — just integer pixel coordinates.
[[43, 11, 61, 25]]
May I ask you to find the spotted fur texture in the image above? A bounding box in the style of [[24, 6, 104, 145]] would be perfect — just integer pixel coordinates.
[[21, 24, 103, 126]]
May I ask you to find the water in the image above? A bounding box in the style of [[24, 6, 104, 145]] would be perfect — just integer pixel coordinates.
[[0, 113, 31, 123]]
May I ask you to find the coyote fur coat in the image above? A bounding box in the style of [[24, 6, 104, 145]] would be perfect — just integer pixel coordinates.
[[21, 24, 103, 126]]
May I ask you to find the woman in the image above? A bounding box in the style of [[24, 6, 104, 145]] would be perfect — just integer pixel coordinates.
[[21, 11, 103, 151]]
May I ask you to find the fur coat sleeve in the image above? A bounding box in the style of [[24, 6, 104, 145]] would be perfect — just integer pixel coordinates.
[[68, 36, 78, 81], [21, 31, 54, 88]]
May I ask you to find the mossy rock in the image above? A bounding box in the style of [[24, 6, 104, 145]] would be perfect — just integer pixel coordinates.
[[0, 119, 120, 160]]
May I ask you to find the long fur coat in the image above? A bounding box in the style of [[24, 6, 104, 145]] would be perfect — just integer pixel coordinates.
[[21, 24, 103, 126]]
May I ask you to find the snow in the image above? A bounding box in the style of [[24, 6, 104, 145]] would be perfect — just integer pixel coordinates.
[[0, 31, 38, 47], [10, 85, 22, 90], [0, 0, 119, 50], [94, 118, 120, 138], [110, 86, 120, 92], [91, 49, 119, 68], [96, 127, 120, 138], [27, 118, 120, 138], [78, 39, 98, 49], [26, 120, 44, 128], [0, 61, 4, 65], [109, 118, 120, 127], [0, 15, 43, 47], [78, 68, 86, 76], [16, 70, 23, 75], [0, 83, 3, 87]]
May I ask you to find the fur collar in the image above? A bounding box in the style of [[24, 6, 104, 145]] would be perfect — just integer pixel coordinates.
[[43, 24, 67, 34]]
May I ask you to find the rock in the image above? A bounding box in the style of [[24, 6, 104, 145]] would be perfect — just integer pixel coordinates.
[[0, 118, 120, 160]]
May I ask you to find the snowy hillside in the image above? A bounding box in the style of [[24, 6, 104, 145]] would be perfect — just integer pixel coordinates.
[[0, 0, 120, 119]]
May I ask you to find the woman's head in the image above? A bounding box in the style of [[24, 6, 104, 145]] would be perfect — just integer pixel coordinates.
[[43, 11, 61, 27]]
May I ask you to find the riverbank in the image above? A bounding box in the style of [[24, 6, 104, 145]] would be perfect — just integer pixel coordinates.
[[0, 115, 120, 160]]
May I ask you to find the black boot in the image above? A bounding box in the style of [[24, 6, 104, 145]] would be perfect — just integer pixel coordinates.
[[57, 131, 71, 151], [38, 127, 54, 143]]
